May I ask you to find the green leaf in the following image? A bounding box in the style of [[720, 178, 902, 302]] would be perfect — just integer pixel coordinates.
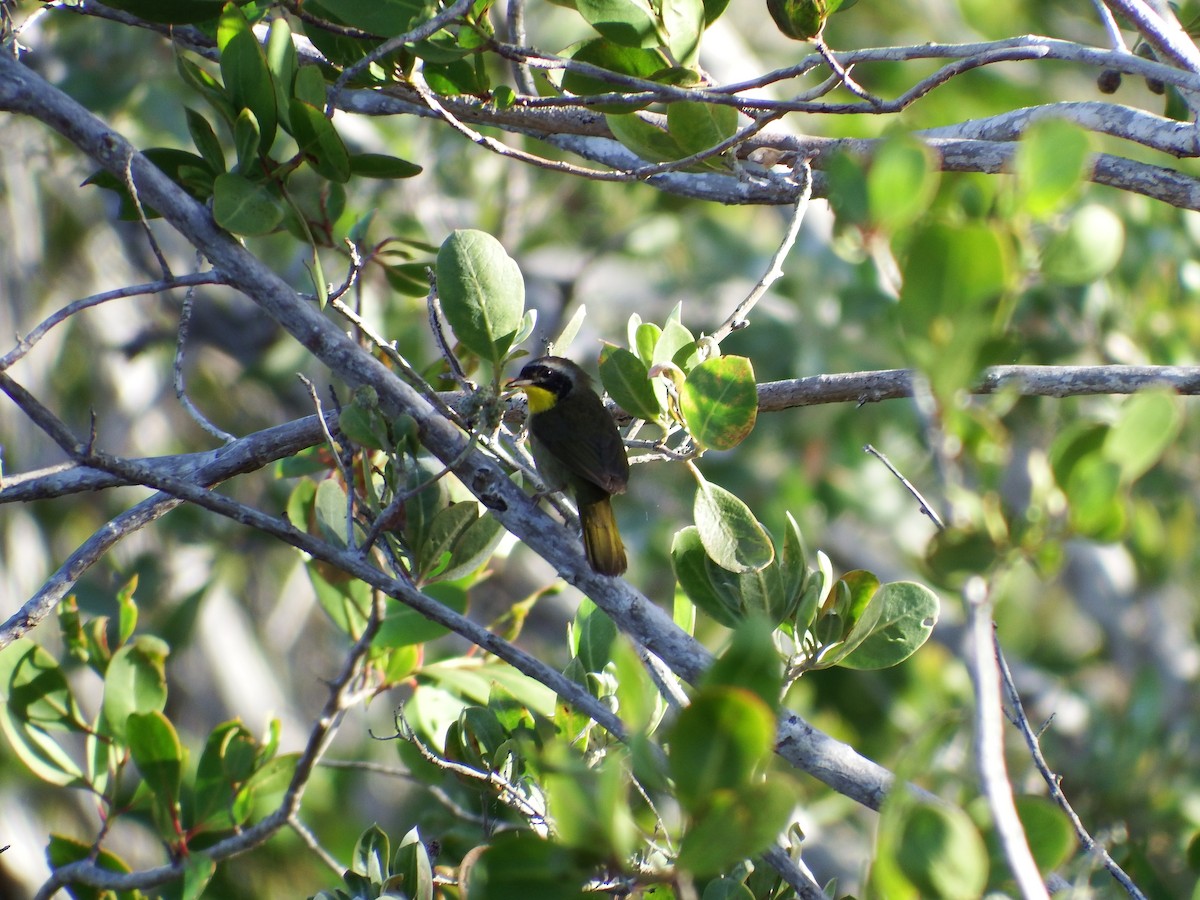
[[599, 344, 662, 420], [576, 0, 661, 48], [293, 63, 329, 108], [1011, 796, 1077, 872], [692, 468, 775, 573], [0, 639, 87, 732], [766, 0, 828, 40], [611, 635, 659, 732], [666, 100, 738, 160], [234, 752, 298, 817], [83, 148, 213, 218], [0, 675, 86, 786], [373, 583, 469, 649], [562, 39, 669, 112], [266, 16, 298, 130], [185, 107, 226, 173], [653, 316, 698, 370], [233, 107, 261, 174], [667, 686, 775, 809], [868, 136, 938, 233], [544, 750, 638, 861], [895, 803, 989, 899], [553, 303, 587, 356], [351, 823, 391, 881], [313, 477, 353, 548], [435, 511, 506, 584], [1065, 454, 1126, 539], [705, 554, 788, 624], [417, 501, 479, 581], [779, 511, 808, 610], [633, 320, 660, 363], [307, 560, 369, 638], [436, 229, 526, 367], [676, 781, 795, 876], [660, 0, 706, 64], [900, 221, 1007, 331], [701, 615, 783, 708], [606, 111, 687, 162], [574, 601, 619, 673], [1014, 119, 1090, 218], [101, 636, 169, 742], [1041, 204, 1124, 285], [348, 152, 424, 179], [672, 526, 743, 627], [47, 834, 132, 883], [469, 830, 589, 900], [160, 854, 217, 900], [306, 0, 427, 36], [839, 581, 940, 670], [193, 721, 256, 829], [1104, 390, 1181, 483], [392, 827, 435, 900], [288, 99, 352, 183], [127, 710, 183, 810], [680, 355, 757, 450], [217, 3, 277, 152], [212, 172, 284, 236]]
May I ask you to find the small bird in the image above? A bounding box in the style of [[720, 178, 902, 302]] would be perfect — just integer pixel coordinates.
[[507, 356, 630, 576]]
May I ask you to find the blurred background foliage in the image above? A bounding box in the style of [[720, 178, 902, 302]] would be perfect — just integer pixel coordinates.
[[3, 0, 1200, 897]]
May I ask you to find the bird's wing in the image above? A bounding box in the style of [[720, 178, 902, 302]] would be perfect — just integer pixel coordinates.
[[532, 398, 629, 496]]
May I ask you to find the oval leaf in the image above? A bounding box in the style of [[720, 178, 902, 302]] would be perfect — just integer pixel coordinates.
[[671, 526, 742, 627], [212, 172, 284, 236], [896, 803, 989, 899], [839, 581, 940, 670], [127, 710, 183, 806], [102, 636, 170, 741], [436, 229, 525, 367], [692, 469, 774, 573], [288, 99, 352, 183], [1015, 119, 1090, 218], [348, 152, 423, 179], [668, 686, 776, 809], [575, 0, 661, 48], [599, 345, 662, 421], [680, 355, 758, 450]]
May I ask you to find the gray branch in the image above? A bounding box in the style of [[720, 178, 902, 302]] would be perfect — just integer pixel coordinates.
[[0, 53, 895, 814]]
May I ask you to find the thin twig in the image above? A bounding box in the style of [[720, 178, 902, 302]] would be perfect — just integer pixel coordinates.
[[995, 637, 1148, 899], [503, 0, 537, 96], [289, 817, 345, 876], [426, 277, 474, 390], [121, 146, 172, 279], [862, 444, 945, 530], [963, 579, 1049, 900], [1, 272, 226, 372], [813, 36, 879, 105], [174, 277, 237, 443], [708, 157, 814, 346], [327, 0, 474, 110], [1093, 0, 1131, 50]]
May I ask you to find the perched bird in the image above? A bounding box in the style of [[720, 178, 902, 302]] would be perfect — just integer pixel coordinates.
[[507, 356, 630, 576]]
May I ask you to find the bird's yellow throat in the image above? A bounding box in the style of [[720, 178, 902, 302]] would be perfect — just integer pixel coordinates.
[[521, 385, 558, 414]]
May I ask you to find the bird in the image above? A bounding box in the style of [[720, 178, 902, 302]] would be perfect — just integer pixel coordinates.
[[506, 356, 630, 576]]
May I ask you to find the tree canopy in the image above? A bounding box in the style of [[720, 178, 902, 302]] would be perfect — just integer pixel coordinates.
[[2, 1, 1200, 898]]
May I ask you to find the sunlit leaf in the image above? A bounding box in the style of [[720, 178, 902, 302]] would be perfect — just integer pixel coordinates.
[[436, 229, 526, 368], [692, 469, 775, 573], [680, 355, 757, 450]]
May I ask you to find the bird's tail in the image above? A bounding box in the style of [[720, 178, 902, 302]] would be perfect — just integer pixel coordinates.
[[580, 496, 627, 576]]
